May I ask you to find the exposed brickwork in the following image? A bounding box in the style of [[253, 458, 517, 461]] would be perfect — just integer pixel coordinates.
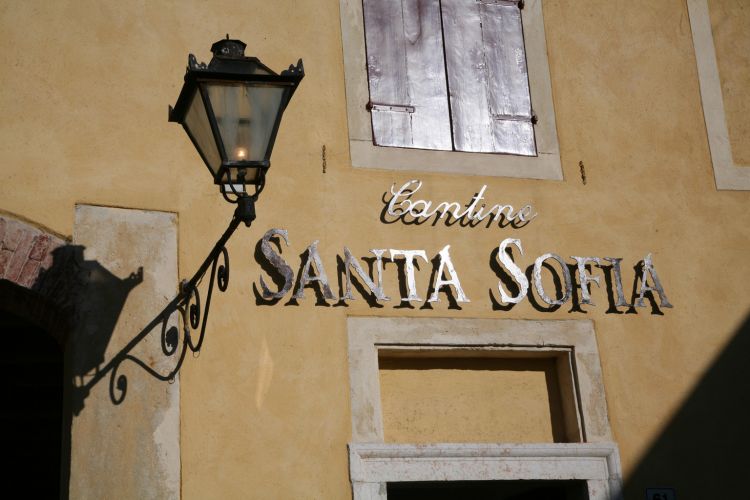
[[0, 216, 66, 291], [18, 259, 41, 288], [0, 216, 72, 344], [28, 233, 51, 261], [0, 250, 9, 279], [1, 221, 22, 251], [5, 230, 35, 282]]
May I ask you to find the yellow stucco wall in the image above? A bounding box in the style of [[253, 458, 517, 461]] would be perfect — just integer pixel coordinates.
[[380, 357, 564, 444], [1, 0, 749, 498]]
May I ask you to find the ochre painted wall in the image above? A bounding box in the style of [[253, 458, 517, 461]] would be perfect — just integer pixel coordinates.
[[1, 0, 749, 498], [379, 357, 565, 444]]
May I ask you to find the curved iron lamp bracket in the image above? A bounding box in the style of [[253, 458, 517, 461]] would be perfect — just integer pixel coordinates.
[[102, 198, 254, 405]]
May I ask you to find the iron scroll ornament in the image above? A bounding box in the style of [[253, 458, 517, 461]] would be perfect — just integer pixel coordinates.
[[105, 201, 249, 406], [101, 166, 263, 404]]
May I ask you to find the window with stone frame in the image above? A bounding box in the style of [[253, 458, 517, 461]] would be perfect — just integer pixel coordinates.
[[340, 0, 561, 180]]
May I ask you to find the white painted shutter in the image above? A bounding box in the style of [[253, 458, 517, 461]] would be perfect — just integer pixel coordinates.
[[362, 0, 453, 150], [441, 0, 537, 156]]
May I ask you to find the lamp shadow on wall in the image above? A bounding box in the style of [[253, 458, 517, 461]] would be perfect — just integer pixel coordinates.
[[0, 244, 146, 499], [32, 245, 144, 416], [623, 312, 750, 498]]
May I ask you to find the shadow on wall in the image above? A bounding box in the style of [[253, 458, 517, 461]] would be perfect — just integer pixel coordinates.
[[39, 245, 142, 500], [623, 313, 750, 498], [32, 245, 143, 415], [0, 243, 143, 500]]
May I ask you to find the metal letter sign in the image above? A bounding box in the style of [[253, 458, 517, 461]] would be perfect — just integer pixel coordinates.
[[636, 253, 673, 308], [428, 245, 470, 303], [386, 180, 536, 227], [294, 240, 334, 300], [255, 234, 671, 314], [496, 238, 529, 304], [341, 247, 390, 301], [533, 253, 572, 306], [259, 228, 294, 299], [253, 182, 672, 313], [572, 256, 602, 306], [389, 249, 429, 302]]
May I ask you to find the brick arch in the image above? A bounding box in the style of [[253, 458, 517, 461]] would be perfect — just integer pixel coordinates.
[[0, 214, 72, 344]]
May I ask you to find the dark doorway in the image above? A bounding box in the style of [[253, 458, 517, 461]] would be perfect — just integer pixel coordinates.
[[387, 479, 589, 500], [0, 309, 63, 497]]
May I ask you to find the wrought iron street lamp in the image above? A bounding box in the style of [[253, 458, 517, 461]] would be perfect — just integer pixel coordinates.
[[169, 35, 304, 225], [100, 38, 303, 404]]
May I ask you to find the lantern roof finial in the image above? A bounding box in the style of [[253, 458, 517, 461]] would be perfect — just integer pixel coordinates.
[[210, 37, 247, 58]]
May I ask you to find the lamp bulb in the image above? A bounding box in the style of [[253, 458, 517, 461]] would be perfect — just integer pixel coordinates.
[[234, 147, 248, 161]]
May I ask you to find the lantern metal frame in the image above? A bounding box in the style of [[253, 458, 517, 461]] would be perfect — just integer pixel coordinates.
[[168, 37, 304, 202]]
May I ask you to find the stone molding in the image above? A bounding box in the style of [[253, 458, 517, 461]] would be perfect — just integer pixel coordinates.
[[687, 0, 750, 190], [349, 442, 622, 500], [347, 317, 613, 443], [346, 316, 621, 499], [69, 204, 180, 499]]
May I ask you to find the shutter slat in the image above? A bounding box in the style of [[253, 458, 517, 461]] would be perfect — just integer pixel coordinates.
[[442, 0, 537, 155], [363, 0, 452, 150]]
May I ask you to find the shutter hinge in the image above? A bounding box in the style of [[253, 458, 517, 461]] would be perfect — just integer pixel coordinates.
[[492, 112, 536, 124], [476, 0, 523, 8], [366, 101, 416, 114]]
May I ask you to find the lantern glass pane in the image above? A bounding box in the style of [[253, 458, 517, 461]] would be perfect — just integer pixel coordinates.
[[205, 82, 287, 163], [183, 90, 221, 175]]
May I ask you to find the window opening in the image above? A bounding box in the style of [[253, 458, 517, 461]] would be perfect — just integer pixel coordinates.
[[387, 479, 590, 500]]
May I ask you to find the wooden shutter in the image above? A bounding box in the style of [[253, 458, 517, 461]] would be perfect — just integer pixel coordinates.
[[362, 0, 453, 150], [441, 0, 537, 156]]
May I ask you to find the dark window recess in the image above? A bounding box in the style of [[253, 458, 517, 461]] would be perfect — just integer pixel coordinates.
[[0, 311, 63, 497], [362, 0, 536, 156], [387, 479, 589, 500]]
